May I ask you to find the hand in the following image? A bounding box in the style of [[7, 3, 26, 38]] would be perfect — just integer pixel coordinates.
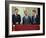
[[13, 25, 15, 27], [16, 22, 18, 24]]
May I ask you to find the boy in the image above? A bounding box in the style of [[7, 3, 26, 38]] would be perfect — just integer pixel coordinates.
[[32, 10, 40, 24], [12, 8, 21, 25], [23, 10, 31, 24]]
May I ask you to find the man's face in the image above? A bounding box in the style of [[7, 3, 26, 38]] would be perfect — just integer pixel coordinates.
[[32, 12, 36, 16], [15, 10, 18, 14], [24, 11, 28, 16]]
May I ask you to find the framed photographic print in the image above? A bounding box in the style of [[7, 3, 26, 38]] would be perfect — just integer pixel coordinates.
[[5, 1, 45, 37]]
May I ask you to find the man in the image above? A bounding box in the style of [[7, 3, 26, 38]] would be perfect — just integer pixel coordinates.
[[32, 10, 40, 24], [22, 10, 31, 24], [12, 8, 21, 25]]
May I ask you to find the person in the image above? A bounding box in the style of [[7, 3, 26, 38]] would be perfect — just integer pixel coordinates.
[[22, 10, 31, 24], [12, 8, 21, 25], [32, 10, 40, 24]]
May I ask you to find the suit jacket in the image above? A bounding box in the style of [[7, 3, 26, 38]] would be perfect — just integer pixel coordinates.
[[32, 15, 40, 24], [12, 14, 21, 24], [23, 16, 31, 24]]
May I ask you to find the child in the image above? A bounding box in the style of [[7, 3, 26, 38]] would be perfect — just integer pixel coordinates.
[[23, 10, 31, 24], [32, 10, 40, 24], [12, 8, 21, 25]]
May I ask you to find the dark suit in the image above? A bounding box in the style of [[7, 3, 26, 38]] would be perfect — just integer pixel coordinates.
[[23, 16, 31, 24], [32, 15, 40, 24], [12, 14, 21, 24]]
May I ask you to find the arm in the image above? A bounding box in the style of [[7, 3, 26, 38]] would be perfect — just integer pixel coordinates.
[[22, 17, 24, 24], [29, 16, 32, 24], [36, 15, 40, 24], [31, 16, 33, 24], [12, 15, 16, 24], [18, 15, 21, 24], [19, 15, 21, 24]]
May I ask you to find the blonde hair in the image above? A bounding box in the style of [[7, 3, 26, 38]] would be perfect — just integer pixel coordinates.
[[24, 9, 28, 13]]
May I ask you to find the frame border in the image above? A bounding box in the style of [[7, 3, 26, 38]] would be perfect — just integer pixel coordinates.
[[5, 1, 45, 37]]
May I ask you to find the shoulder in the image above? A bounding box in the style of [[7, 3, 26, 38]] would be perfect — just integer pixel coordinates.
[[23, 16, 25, 19], [32, 16, 34, 18], [28, 16, 30, 17], [28, 16, 31, 18], [12, 14, 14, 15], [12, 14, 15, 16], [18, 14, 20, 16]]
